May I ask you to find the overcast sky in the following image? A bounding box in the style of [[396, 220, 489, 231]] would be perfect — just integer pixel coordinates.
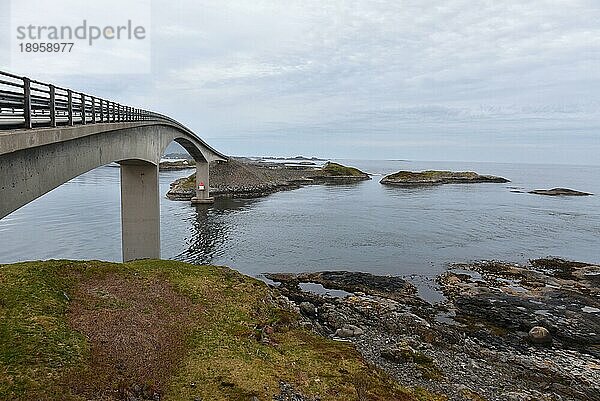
[[2, 0, 600, 164]]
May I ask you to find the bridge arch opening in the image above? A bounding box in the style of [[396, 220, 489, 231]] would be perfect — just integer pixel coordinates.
[[170, 137, 209, 164], [162, 137, 214, 207]]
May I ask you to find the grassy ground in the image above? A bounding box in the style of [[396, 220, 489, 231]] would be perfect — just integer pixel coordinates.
[[173, 173, 196, 190], [320, 162, 367, 177], [0, 260, 444, 401]]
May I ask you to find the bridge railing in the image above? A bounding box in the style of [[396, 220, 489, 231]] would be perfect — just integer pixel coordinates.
[[0, 70, 166, 129]]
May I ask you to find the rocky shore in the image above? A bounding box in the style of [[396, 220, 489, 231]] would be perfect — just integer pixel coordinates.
[[166, 159, 370, 200], [380, 170, 510, 186], [3, 257, 598, 400], [266, 258, 600, 401]]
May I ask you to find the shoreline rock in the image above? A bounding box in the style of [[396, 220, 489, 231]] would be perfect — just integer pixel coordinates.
[[380, 170, 510, 186], [266, 257, 600, 400], [529, 188, 593, 196], [438, 258, 600, 355]]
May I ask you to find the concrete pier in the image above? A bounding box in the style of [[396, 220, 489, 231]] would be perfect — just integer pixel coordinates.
[[120, 161, 161, 261], [191, 161, 214, 204]]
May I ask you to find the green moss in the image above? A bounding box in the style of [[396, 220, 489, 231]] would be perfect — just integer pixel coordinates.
[[460, 388, 487, 401], [411, 352, 443, 381], [381, 346, 442, 381], [320, 162, 367, 177], [0, 261, 89, 400], [173, 173, 196, 190], [0, 260, 444, 401]]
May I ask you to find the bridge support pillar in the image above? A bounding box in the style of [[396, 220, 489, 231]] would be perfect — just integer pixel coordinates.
[[191, 161, 214, 204], [120, 161, 161, 261]]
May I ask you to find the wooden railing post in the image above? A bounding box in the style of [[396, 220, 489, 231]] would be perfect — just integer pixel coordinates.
[[67, 89, 74, 126], [91, 97, 96, 123], [100, 99, 104, 122], [49, 84, 56, 128], [22, 77, 32, 129]]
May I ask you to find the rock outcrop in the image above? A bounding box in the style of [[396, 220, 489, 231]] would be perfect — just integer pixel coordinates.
[[380, 170, 509, 186], [529, 188, 592, 196], [266, 257, 600, 400], [438, 258, 600, 354]]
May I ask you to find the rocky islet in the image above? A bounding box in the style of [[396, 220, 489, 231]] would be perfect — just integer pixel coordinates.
[[380, 170, 510, 186], [166, 159, 370, 200]]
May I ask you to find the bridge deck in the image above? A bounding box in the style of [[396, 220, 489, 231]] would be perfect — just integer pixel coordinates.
[[0, 70, 227, 161]]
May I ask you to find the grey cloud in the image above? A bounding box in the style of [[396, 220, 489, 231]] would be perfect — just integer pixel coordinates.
[[12, 0, 600, 164]]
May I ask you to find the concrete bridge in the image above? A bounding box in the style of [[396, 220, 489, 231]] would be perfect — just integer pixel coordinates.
[[0, 71, 227, 261]]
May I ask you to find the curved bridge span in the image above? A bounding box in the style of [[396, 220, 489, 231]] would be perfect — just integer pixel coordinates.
[[0, 71, 227, 261]]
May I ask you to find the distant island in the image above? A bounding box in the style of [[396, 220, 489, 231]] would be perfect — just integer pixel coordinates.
[[159, 159, 196, 170], [380, 170, 510, 186], [260, 155, 328, 161]]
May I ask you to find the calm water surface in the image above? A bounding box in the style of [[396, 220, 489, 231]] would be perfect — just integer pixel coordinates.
[[1, 160, 599, 287]]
